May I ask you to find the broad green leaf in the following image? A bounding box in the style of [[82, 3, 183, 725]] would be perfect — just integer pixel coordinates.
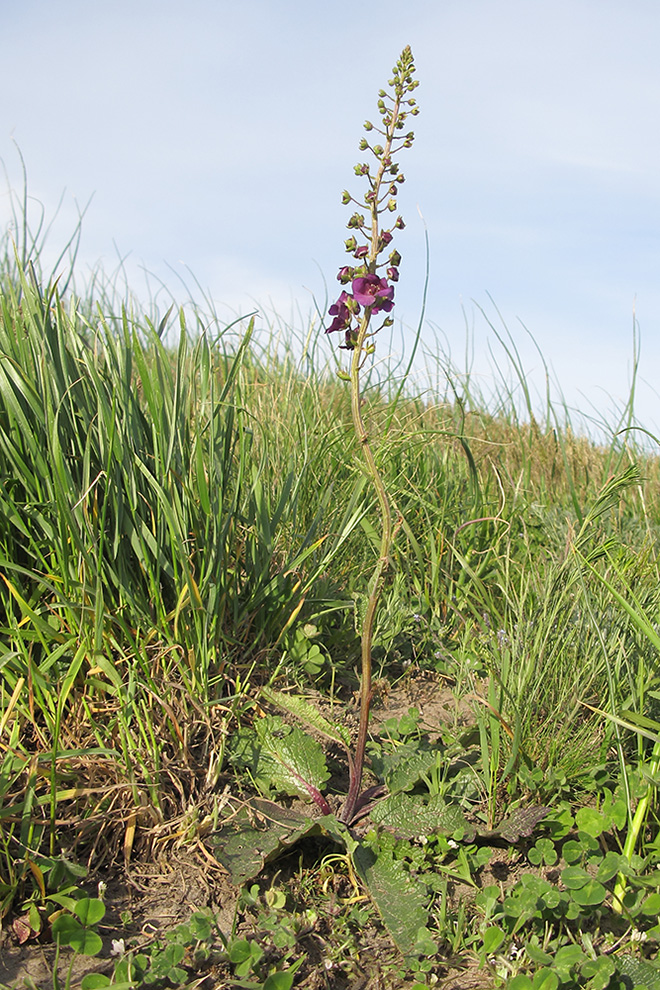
[[232, 716, 330, 803], [215, 801, 319, 885], [525, 942, 552, 965], [507, 976, 533, 990], [641, 892, 660, 914], [263, 972, 295, 990], [580, 956, 616, 989], [597, 850, 632, 882], [67, 928, 103, 956], [531, 970, 559, 990], [478, 805, 551, 843], [370, 740, 440, 793], [369, 792, 475, 841], [80, 976, 111, 989], [574, 806, 607, 837], [260, 687, 350, 748], [482, 926, 505, 953], [229, 938, 263, 968], [51, 914, 82, 943], [570, 878, 607, 906], [561, 865, 590, 889], [214, 801, 352, 886], [554, 944, 586, 970], [74, 897, 105, 926], [352, 839, 430, 956], [615, 954, 660, 990]]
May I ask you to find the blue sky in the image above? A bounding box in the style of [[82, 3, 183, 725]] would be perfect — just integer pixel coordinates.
[[3, 0, 660, 436]]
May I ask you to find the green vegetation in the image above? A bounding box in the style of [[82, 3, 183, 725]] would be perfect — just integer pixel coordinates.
[[2, 229, 660, 988], [4, 49, 660, 990]]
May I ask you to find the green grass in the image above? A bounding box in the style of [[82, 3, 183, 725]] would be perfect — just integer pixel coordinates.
[[3, 225, 660, 986]]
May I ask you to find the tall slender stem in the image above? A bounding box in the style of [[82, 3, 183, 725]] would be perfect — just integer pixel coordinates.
[[340, 318, 393, 824], [327, 47, 419, 824]]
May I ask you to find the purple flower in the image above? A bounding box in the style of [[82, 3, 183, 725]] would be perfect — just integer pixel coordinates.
[[353, 245, 368, 259], [352, 275, 394, 313], [327, 291, 354, 334], [386, 266, 399, 282]]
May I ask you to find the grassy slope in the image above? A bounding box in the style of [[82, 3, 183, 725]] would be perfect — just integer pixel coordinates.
[[2, 252, 660, 982]]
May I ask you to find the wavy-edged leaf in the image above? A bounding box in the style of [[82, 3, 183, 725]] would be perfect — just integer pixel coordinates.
[[214, 801, 353, 886], [370, 740, 439, 793], [477, 805, 551, 843], [352, 839, 432, 956], [215, 801, 318, 885], [370, 792, 475, 841], [615, 953, 660, 989], [260, 687, 350, 748], [231, 716, 330, 806]]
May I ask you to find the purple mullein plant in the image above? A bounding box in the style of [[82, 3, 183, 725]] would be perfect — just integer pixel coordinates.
[[326, 46, 419, 825]]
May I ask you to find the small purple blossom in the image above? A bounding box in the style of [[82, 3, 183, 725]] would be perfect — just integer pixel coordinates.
[[354, 245, 369, 259], [352, 275, 394, 313], [386, 266, 399, 282], [327, 291, 354, 334]]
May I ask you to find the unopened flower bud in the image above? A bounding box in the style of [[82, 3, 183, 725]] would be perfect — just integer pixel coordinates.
[[394, 216, 405, 229], [364, 120, 373, 131], [373, 144, 384, 157], [359, 138, 368, 151], [389, 184, 398, 196], [337, 266, 353, 283], [389, 250, 402, 266], [354, 245, 368, 259], [387, 198, 397, 212], [341, 328, 359, 350], [345, 236, 357, 252], [387, 266, 399, 281], [341, 190, 351, 204]]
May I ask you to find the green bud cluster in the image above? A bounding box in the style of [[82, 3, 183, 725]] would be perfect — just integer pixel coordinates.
[[335, 45, 419, 285], [327, 46, 419, 355]]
